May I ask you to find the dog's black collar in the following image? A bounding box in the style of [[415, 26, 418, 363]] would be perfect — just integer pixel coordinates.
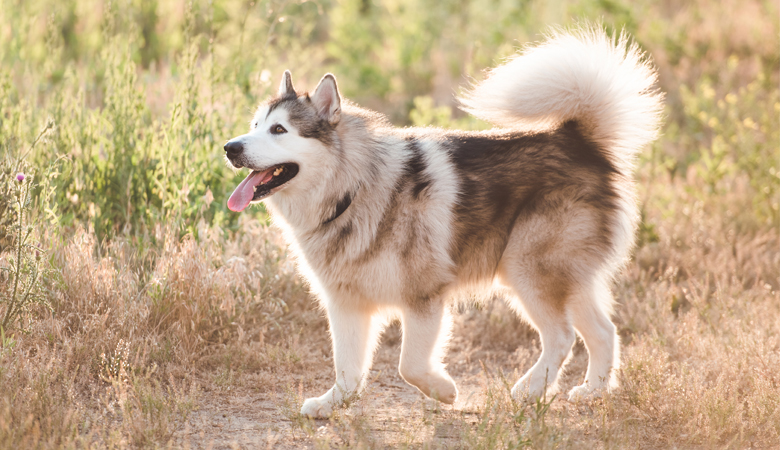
[[323, 190, 354, 225]]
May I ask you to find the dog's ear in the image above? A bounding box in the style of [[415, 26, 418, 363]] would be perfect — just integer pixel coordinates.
[[311, 74, 341, 125], [278, 70, 295, 97]]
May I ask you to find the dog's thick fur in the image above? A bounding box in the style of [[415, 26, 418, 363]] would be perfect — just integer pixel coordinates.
[[224, 27, 663, 418]]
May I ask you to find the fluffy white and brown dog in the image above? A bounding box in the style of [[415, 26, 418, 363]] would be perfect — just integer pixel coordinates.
[[224, 26, 663, 418]]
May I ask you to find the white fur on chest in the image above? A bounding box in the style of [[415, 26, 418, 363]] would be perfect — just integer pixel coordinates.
[[267, 133, 460, 308]]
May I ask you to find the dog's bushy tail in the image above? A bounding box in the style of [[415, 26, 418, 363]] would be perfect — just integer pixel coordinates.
[[459, 26, 663, 172]]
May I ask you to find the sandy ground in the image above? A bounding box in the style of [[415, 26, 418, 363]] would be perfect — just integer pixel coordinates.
[[173, 315, 593, 449]]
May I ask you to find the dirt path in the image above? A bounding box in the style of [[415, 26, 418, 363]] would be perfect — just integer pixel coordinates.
[[173, 317, 592, 449], [174, 344, 480, 449]]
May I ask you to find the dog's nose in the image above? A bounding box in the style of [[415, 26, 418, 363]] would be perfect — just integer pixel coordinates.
[[224, 141, 244, 157]]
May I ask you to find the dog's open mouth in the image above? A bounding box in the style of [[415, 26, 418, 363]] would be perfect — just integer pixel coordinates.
[[227, 163, 299, 212]]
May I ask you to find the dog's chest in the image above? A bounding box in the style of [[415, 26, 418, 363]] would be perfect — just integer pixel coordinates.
[[299, 228, 409, 303]]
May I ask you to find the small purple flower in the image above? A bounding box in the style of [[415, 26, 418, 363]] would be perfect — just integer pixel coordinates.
[[15, 173, 24, 183]]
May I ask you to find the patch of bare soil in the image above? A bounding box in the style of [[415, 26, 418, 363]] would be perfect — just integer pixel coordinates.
[[173, 309, 593, 449]]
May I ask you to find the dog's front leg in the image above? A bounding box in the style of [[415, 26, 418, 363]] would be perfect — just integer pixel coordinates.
[[398, 302, 458, 404], [301, 301, 382, 418]]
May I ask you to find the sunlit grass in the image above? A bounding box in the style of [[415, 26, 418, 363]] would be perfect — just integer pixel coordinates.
[[0, 0, 778, 447]]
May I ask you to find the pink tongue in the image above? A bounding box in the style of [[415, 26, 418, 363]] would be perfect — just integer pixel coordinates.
[[227, 169, 275, 212]]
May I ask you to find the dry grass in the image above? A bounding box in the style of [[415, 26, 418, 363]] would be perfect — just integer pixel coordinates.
[[1, 174, 777, 448], [0, 0, 778, 448], [0, 221, 318, 447]]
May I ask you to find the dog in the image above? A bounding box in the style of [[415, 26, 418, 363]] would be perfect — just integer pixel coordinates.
[[223, 26, 663, 418]]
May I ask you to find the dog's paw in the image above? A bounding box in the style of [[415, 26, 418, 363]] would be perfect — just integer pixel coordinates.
[[567, 384, 604, 402], [300, 395, 334, 419], [511, 374, 548, 402], [401, 370, 458, 404], [429, 372, 458, 404]]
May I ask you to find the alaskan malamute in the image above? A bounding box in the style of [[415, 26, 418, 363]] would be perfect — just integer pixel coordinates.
[[224, 27, 662, 418]]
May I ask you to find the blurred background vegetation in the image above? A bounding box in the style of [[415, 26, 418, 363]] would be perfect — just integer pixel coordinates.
[[1, 0, 777, 241], [0, 1, 778, 447]]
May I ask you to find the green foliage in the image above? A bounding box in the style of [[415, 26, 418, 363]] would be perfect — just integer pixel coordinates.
[[0, 126, 54, 332], [1, 0, 775, 239], [409, 96, 490, 130], [0, 173, 48, 332], [665, 56, 780, 226]]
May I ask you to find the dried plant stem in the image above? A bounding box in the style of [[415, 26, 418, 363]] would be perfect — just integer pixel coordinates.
[[1, 185, 40, 330], [2, 192, 25, 329], [16, 121, 53, 172]]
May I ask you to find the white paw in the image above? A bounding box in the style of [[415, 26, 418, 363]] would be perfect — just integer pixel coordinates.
[[401, 370, 458, 404], [429, 372, 458, 404], [511, 374, 548, 402], [567, 384, 604, 402], [300, 395, 334, 419]]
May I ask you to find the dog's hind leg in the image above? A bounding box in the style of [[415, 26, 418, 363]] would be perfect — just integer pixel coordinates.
[[498, 261, 576, 401], [301, 301, 384, 418], [567, 279, 619, 401], [398, 302, 458, 404], [510, 298, 576, 401]]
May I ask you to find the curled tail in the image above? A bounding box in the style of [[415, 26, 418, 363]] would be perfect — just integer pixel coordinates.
[[459, 26, 664, 172]]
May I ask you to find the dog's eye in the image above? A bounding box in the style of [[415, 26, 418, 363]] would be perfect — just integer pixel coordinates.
[[270, 124, 287, 135]]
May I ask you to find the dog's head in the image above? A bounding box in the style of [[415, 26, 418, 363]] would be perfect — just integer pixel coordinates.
[[224, 71, 341, 212]]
